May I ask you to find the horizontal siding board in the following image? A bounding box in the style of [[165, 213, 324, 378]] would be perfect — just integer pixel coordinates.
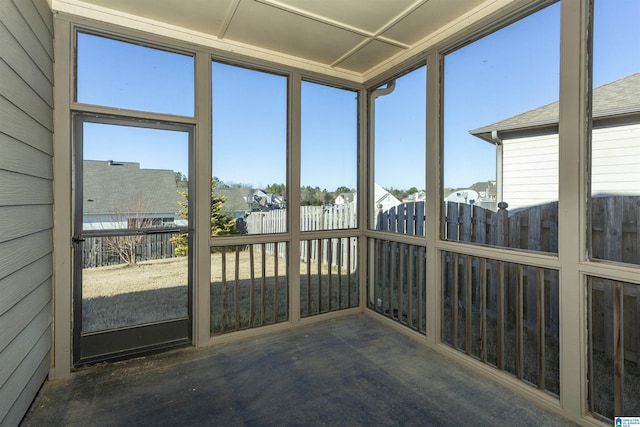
[[0, 256, 52, 316], [503, 175, 558, 186], [0, 60, 54, 130], [0, 339, 50, 426], [503, 164, 558, 174], [32, 0, 53, 35], [0, 170, 52, 206], [502, 134, 559, 209], [592, 163, 640, 174], [502, 153, 558, 165], [591, 124, 640, 195], [592, 146, 640, 159], [0, 206, 52, 244], [0, 231, 52, 281], [0, 96, 53, 155], [0, 1, 53, 423], [0, 24, 52, 107], [0, 281, 50, 353], [0, 1, 52, 82], [12, 0, 54, 59], [593, 124, 640, 140], [0, 133, 53, 179], [0, 305, 50, 387]]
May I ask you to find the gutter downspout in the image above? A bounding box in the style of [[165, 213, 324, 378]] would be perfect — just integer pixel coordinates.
[[491, 130, 504, 208], [369, 80, 397, 221], [368, 81, 396, 306]]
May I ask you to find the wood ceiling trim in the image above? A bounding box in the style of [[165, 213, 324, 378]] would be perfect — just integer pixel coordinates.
[[218, 0, 241, 39]]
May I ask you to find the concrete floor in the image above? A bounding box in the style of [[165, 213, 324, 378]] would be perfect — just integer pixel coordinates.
[[22, 314, 577, 426]]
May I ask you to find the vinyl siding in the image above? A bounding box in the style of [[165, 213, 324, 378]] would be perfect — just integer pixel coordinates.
[[502, 133, 559, 210], [500, 124, 640, 210], [591, 124, 640, 195], [0, 0, 53, 425]]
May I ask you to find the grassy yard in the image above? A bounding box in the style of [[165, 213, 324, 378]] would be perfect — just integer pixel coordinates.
[[82, 250, 358, 333]]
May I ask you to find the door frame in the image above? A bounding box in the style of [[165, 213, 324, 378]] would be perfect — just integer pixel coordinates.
[[72, 113, 194, 365]]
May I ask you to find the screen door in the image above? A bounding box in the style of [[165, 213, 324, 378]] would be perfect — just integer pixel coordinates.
[[72, 115, 192, 364]]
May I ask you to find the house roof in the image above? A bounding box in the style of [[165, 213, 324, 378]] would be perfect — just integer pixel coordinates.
[[83, 161, 182, 216], [214, 188, 251, 213], [470, 72, 640, 143], [336, 192, 355, 203]]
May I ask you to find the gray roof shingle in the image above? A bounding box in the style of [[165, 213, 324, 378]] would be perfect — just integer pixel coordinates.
[[470, 72, 640, 142], [83, 161, 182, 216]]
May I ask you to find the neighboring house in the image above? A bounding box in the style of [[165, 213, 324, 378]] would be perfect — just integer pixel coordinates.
[[214, 187, 252, 219], [82, 160, 186, 230], [374, 183, 401, 213], [403, 190, 426, 203], [470, 72, 640, 210], [444, 189, 479, 205], [248, 189, 286, 211], [335, 192, 356, 205]]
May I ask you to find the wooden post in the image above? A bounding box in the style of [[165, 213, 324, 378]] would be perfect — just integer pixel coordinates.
[[495, 202, 509, 247], [537, 267, 546, 390], [460, 203, 472, 243], [446, 201, 459, 241], [234, 246, 240, 329], [407, 201, 415, 235], [613, 281, 624, 416], [250, 245, 255, 327], [221, 248, 227, 333], [473, 205, 486, 245], [605, 197, 623, 357]]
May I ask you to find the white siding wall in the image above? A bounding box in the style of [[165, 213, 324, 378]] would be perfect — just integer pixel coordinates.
[[591, 123, 640, 195], [501, 124, 640, 210], [0, 0, 54, 425], [502, 133, 559, 210]]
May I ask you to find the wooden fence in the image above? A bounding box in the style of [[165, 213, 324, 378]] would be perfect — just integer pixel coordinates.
[[244, 203, 358, 271], [376, 201, 425, 235], [443, 196, 639, 366], [444, 200, 558, 252], [81, 233, 177, 268]]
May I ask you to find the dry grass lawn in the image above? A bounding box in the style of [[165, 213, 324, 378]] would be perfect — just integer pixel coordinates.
[[81, 250, 357, 333]]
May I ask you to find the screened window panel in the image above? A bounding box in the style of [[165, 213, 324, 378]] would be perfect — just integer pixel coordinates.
[[301, 81, 358, 231], [77, 33, 194, 116], [371, 66, 426, 236], [442, 3, 560, 253], [211, 62, 288, 236], [588, 0, 640, 266]]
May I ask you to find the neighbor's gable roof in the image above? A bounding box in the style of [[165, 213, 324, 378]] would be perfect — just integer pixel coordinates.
[[470, 72, 640, 143], [83, 160, 182, 215], [214, 188, 251, 213], [336, 192, 355, 202]]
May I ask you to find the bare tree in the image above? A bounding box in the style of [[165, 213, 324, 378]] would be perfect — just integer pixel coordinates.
[[103, 200, 153, 265]]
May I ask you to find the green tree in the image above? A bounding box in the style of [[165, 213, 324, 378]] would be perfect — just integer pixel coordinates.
[[171, 181, 237, 256], [335, 186, 354, 194], [265, 183, 286, 196]]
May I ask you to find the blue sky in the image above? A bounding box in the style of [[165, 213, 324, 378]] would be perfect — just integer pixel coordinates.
[[212, 62, 288, 189], [443, 3, 561, 188], [78, 0, 639, 191], [374, 65, 426, 191]]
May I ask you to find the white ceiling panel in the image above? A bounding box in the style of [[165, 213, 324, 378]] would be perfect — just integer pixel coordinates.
[[382, 0, 487, 45], [75, 0, 235, 37], [336, 40, 405, 73], [54, 0, 502, 79], [225, 0, 367, 65], [271, 0, 417, 34]]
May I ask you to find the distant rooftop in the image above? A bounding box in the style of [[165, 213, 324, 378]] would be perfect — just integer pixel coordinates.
[[83, 160, 182, 215]]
